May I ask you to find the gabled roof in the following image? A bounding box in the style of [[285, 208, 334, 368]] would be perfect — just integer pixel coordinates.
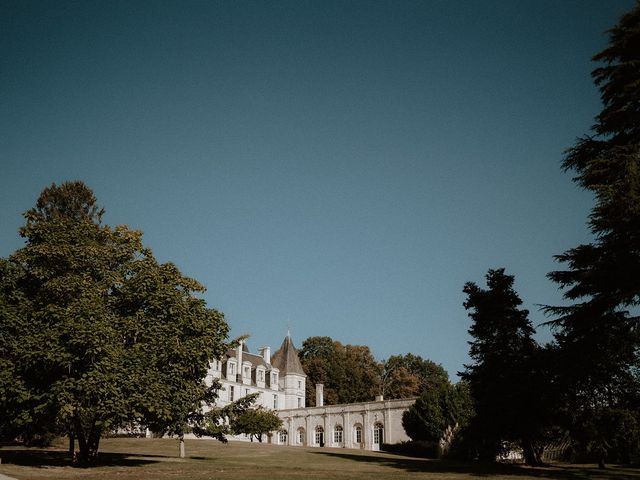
[[271, 335, 306, 377]]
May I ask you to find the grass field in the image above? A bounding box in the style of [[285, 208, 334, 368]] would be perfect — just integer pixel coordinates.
[[0, 438, 638, 480]]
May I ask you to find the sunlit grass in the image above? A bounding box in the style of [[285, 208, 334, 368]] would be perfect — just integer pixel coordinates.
[[0, 438, 638, 480]]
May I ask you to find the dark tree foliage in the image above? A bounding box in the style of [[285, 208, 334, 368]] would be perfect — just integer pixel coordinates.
[[383, 354, 449, 399], [0, 182, 229, 466], [460, 269, 546, 465], [231, 406, 283, 443], [545, 3, 640, 467], [402, 381, 473, 455], [299, 336, 382, 405], [192, 393, 260, 443], [25, 181, 105, 224]]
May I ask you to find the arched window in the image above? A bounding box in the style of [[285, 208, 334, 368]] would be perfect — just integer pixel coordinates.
[[278, 429, 288, 444], [297, 427, 305, 445], [333, 425, 343, 444], [373, 422, 384, 446], [353, 424, 363, 444], [314, 426, 325, 446]]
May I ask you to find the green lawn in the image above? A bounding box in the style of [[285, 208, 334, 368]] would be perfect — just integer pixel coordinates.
[[0, 438, 638, 480]]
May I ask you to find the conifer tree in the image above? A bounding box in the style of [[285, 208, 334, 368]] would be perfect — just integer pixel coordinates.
[[546, 3, 640, 466], [461, 269, 544, 464]]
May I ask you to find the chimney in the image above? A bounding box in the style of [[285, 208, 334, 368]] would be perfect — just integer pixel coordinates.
[[236, 341, 243, 382], [259, 346, 271, 364], [316, 383, 324, 407]]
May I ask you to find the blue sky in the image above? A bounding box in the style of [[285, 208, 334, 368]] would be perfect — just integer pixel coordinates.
[[1, 0, 634, 379]]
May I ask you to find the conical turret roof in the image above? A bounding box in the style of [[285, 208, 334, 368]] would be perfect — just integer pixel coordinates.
[[271, 334, 306, 376]]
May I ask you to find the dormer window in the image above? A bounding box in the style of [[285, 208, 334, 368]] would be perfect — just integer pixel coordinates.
[[244, 366, 250, 378], [258, 370, 264, 382]]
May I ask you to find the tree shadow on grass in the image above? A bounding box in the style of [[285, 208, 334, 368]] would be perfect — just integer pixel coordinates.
[[311, 451, 640, 479], [0, 448, 166, 468]]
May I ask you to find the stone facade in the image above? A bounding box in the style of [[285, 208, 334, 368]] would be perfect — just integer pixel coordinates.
[[206, 335, 306, 411], [206, 334, 414, 450], [274, 398, 414, 450]]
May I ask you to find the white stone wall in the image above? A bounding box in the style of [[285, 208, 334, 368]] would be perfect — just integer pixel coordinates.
[[207, 359, 286, 410], [213, 378, 285, 410], [201, 341, 415, 452], [281, 373, 306, 409], [275, 398, 415, 451]]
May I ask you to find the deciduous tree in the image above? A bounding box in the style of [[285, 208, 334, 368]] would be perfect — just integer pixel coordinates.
[[299, 336, 382, 405], [402, 381, 472, 456], [383, 354, 449, 399], [0, 181, 229, 466], [192, 393, 259, 443], [231, 406, 283, 442]]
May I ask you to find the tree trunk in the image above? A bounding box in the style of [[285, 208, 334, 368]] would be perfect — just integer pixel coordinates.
[[68, 431, 75, 460], [179, 435, 185, 458], [598, 458, 606, 469], [73, 417, 102, 468], [522, 438, 544, 466]]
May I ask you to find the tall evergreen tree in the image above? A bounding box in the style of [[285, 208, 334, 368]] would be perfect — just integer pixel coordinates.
[[546, 3, 640, 466], [461, 269, 544, 464]]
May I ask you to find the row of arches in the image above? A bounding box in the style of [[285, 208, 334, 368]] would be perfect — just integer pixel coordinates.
[[277, 422, 384, 449]]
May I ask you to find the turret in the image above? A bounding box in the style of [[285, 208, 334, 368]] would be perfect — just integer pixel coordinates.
[[271, 333, 307, 409]]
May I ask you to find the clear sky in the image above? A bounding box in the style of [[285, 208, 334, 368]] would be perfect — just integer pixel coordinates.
[[1, 0, 635, 379]]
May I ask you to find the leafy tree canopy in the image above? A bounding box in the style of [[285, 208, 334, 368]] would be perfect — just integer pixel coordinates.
[[383, 353, 449, 400], [402, 381, 472, 448], [23, 180, 105, 225], [192, 393, 260, 443], [0, 181, 229, 466], [231, 406, 283, 443], [299, 336, 382, 406]]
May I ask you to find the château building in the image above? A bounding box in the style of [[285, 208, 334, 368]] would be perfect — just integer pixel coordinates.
[[207, 334, 306, 411], [206, 333, 413, 450]]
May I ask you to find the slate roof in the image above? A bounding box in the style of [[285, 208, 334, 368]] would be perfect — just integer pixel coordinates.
[[225, 349, 270, 369], [271, 335, 306, 376]]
